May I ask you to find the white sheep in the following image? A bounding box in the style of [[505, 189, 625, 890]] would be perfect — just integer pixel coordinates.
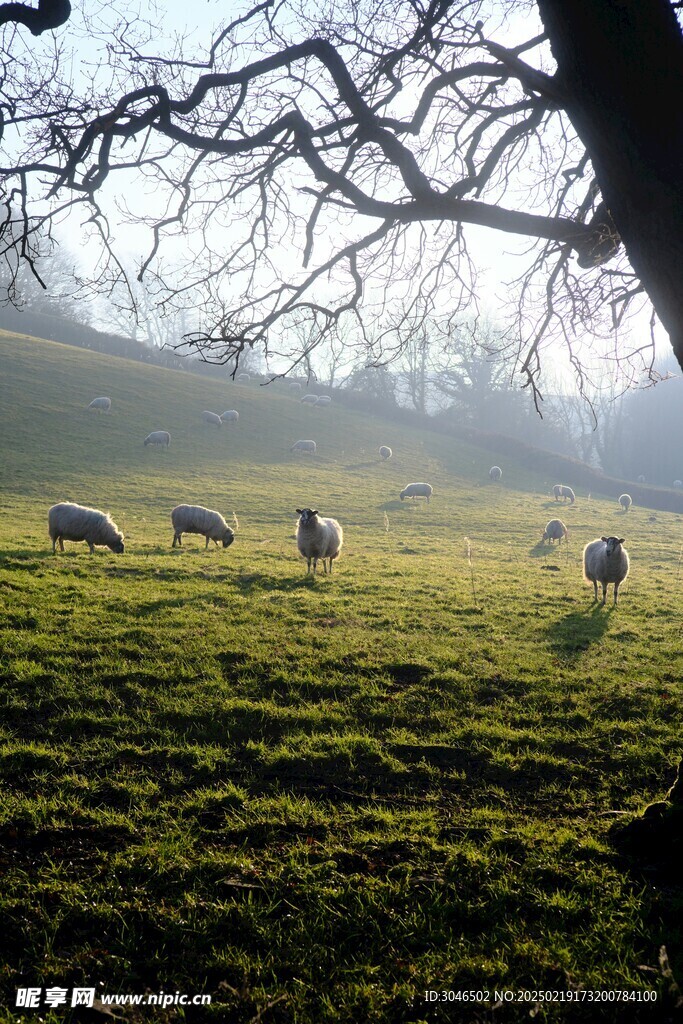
[[296, 507, 343, 575], [379, 446, 393, 460], [400, 482, 433, 502], [202, 411, 223, 427], [553, 484, 576, 504], [542, 519, 568, 544], [290, 439, 317, 454], [674, 480, 683, 489], [144, 431, 171, 448], [300, 394, 319, 405], [220, 410, 239, 423], [87, 397, 111, 412], [289, 381, 302, 391], [171, 504, 235, 549], [235, 373, 250, 384], [316, 395, 332, 406], [637, 475, 646, 484], [583, 536, 630, 606], [489, 466, 502, 481], [48, 502, 124, 554], [619, 493, 632, 511]]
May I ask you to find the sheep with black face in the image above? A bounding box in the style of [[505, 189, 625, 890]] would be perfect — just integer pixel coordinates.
[[295, 508, 343, 575]]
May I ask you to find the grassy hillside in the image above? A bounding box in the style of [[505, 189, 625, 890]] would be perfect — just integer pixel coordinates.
[[0, 332, 682, 1023]]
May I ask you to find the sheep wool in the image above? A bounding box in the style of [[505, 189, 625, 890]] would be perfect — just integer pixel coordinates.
[[553, 484, 576, 503], [202, 411, 223, 427], [379, 446, 393, 460], [220, 410, 239, 423], [290, 439, 317, 454], [171, 505, 235, 549], [49, 502, 124, 554], [296, 508, 343, 575], [489, 466, 502, 481], [87, 397, 111, 412], [300, 394, 319, 405], [144, 431, 171, 448], [399, 482, 433, 502], [619, 494, 632, 511], [542, 519, 568, 544], [583, 536, 630, 606]]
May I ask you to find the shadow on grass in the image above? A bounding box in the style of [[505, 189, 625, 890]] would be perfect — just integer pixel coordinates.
[[547, 605, 613, 658], [344, 460, 378, 470]]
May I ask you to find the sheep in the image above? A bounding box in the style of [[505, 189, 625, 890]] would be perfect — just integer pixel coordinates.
[[300, 394, 319, 405], [542, 519, 568, 544], [583, 536, 630, 606], [235, 373, 250, 384], [489, 466, 502, 481], [637, 475, 646, 484], [316, 395, 332, 406], [171, 504, 235, 549], [48, 502, 124, 555], [290, 439, 317, 455], [296, 507, 343, 575], [220, 410, 239, 423], [553, 484, 576, 504], [674, 480, 683, 489], [202, 410, 223, 428], [144, 430, 171, 448], [400, 482, 433, 503], [289, 381, 302, 392], [619, 493, 633, 511], [379, 445, 393, 460], [87, 397, 111, 412]]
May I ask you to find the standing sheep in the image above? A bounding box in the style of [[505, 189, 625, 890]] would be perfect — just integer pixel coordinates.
[[379, 445, 393, 460], [399, 482, 433, 502], [289, 381, 302, 391], [171, 505, 235, 549], [144, 431, 171, 448], [317, 395, 332, 406], [583, 536, 630, 606], [542, 519, 568, 544], [619, 494, 633, 511], [290, 439, 317, 454], [489, 466, 502, 481], [202, 411, 223, 427], [48, 502, 124, 554], [220, 410, 239, 423], [553, 484, 576, 504], [87, 397, 111, 412], [296, 508, 343, 575], [301, 394, 319, 405], [235, 373, 250, 384]]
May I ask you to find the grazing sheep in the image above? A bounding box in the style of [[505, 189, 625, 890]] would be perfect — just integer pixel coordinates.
[[87, 397, 111, 412], [542, 519, 568, 544], [290, 439, 317, 454], [296, 507, 343, 575], [619, 493, 633, 511], [553, 484, 576, 504], [637, 475, 646, 484], [171, 504, 235, 549], [400, 482, 433, 503], [317, 395, 332, 406], [235, 373, 250, 384], [144, 431, 171, 448], [489, 466, 502, 481], [300, 394, 319, 405], [220, 410, 239, 423], [583, 536, 630, 606], [48, 502, 124, 554], [674, 480, 683, 489], [289, 381, 302, 391], [202, 410, 223, 428], [379, 446, 393, 460]]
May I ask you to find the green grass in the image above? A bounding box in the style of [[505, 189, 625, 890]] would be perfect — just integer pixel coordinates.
[[0, 331, 681, 1022]]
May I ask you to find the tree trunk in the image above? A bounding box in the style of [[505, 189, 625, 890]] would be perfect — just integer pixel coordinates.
[[537, 0, 683, 372]]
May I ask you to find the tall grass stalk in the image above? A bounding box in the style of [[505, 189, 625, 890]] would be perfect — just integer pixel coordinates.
[[464, 536, 478, 605]]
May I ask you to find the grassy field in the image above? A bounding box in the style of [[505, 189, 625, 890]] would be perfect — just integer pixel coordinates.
[[0, 331, 681, 1023]]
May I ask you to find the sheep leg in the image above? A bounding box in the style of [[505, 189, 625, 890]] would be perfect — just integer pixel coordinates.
[[592, 580, 598, 602], [172, 533, 179, 548], [307, 556, 312, 574], [52, 537, 57, 554], [205, 536, 210, 550], [613, 582, 620, 606], [88, 542, 95, 554], [601, 583, 607, 605]]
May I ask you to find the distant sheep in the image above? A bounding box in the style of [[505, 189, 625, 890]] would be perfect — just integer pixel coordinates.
[[316, 395, 332, 406], [48, 502, 124, 554], [400, 482, 433, 503], [235, 373, 250, 384], [489, 466, 502, 481], [87, 397, 111, 412], [553, 484, 576, 504], [379, 446, 393, 460], [619, 493, 632, 511], [289, 382, 302, 391], [296, 507, 343, 575], [290, 439, 317, 454], [144, 431, 171, 448], [542, 519, 568, 544], [637, 475, 646, 484], [674, 480, 683, 489], [171, 504, 235, 549], [583, 536, 630, 606], [202, 411, 223, 427], [220, 410, 239, 423], [301, 394, 319, 405]]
